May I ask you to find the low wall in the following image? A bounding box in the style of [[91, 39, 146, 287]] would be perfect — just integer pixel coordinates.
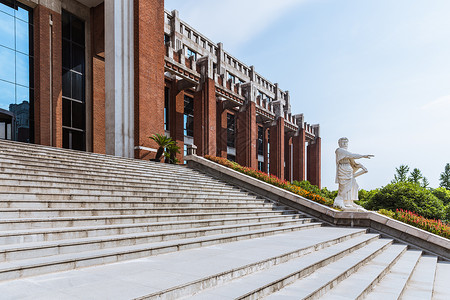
[[185, 155, 450, 261]]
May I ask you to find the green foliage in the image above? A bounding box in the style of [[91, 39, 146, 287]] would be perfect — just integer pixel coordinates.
[[378, 209, 395, 218], [149, 134, 175, 162], [164, 143, 181, 164], [358, 189, 378, 202], [321, 187, 337, 199], [392, 164, 409, 183], [362, 182, 445, 220], [292, 180, 322, 195], [408, 168, 423, 185], [440, 163, 450, 189], [422, 177, 430, 189], [432, 187, 450, 205]]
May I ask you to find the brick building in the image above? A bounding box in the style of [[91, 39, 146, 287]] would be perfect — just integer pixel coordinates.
[[0, 0, 321, 187]]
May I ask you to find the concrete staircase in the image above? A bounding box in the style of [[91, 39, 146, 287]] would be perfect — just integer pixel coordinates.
[[0, 140, 448, 299]]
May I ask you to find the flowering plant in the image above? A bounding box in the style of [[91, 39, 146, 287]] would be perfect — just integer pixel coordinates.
[[204, 155, 334, 207], [394, 209, 450, 239]]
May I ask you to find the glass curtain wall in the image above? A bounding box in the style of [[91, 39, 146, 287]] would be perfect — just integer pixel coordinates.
[[62, 10, 85, 151], [0, 0, 33, 143]]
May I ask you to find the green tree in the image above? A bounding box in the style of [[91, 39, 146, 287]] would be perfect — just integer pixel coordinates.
[[432, 187, 450, 205], [408, 168, 423, 185], [439, 163, 450, 189], [362, 182, 445, 220], [392, 165, 410, 183], [421, 177, 430, 189]]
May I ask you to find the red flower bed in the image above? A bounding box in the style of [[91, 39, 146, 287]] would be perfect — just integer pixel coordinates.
[[395, 209, 450, 239], [204, 155, 334, 207]]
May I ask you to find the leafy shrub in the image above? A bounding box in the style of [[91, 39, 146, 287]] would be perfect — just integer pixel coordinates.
[[432, 187, 450, 205], [362, 182, 445, 220], [378, 209, 395, 218], [358, 189, 378, 202]]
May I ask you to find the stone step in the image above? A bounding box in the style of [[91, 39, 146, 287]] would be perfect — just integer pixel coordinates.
[[432, 261, 450, 300], [0, 151, 206, 177], [0, 160, 219, 185], [0, 141, 194, 172], [0, 179, 250, 195], [0, 210, 300, 231], [147, 230, 375, 300], [0, 223, 321, 281], [0, 170, 233, 190], [0, 215, 312, 245], [0, 198, 272, 209], [202, 238, 395, 300], [0, 220, 320, 263], [0, 206, 288, 219], [400, 255, 437, 300], [364, 250, 422, 300], [0, 192, 257, 202], [316, 244, 407, 300]]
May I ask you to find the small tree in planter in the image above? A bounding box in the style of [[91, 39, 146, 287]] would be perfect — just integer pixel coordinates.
[[149, 134, 174, 162], [164, 143, 181, 164]]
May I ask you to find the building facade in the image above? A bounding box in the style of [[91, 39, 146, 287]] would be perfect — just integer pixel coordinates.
[[0, 0, 321, 187]]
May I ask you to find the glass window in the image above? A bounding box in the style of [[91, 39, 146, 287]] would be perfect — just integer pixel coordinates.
[[0, 0, 33, 143], [227, 113, 235, 148], [62, 10, 86, 151], [184, 95, 194, 137], [258, 126, 264, 156]]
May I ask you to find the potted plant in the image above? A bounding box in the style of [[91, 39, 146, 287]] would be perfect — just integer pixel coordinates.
[[164, 143, 181, 164]]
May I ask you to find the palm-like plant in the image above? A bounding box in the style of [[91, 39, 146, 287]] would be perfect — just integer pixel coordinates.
[[149, 134, 174, 162], [164, 143, 181, 164]]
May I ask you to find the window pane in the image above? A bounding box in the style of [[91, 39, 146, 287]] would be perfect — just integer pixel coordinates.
[[62, 98, 71, 127], [15, 5, 30, 23], [62, 12, 70, 40], [0, 11, 14, 49], [9, 99, 29, 142], [71, 130, 85, 151], [72, 44, 84, 73], [71, 17, 84, 45], [62, 69, 71, 97], [71, 100, 85, 130], [62, 40, 70, 69], [16, 51, 30, 87], [71, 72, 84, 101], [15, 18, 29, 54], [15, 85, 29, 103], [0, 79, 15, 110], [0, 46, 15, 83], [0, 1, 14, 16], [0, 122, 5, 139]]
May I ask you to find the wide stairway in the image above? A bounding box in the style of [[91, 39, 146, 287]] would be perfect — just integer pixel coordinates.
[[0, 140, 448, 299]]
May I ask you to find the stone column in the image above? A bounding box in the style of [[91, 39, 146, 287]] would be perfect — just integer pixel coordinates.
[[133, 0, 165, 159], [34, 5, 62, 147], [105, 0, 134, 157], [269, 117, 285, 180], [236, 101, 257, 169], [307, 137, 321, 188], [193, 78, 217, 156], [292, 128, 306, 182], [169, 80, 185, 162]]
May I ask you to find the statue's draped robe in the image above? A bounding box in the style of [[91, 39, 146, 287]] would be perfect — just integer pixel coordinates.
[[335, 148, 364, 203]]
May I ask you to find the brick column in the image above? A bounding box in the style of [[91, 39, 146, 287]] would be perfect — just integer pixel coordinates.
[[236, 101, 257, 169], [34, 5, 62, 147], [269, 117, 285, 180], [169, 81, 184, 162], [284, 135, 292, 182], [263, 127, 269, 173], [216, 104, 227, 158], [292, 128, 306, 182], [307, 137, 321, 188], [193, 78, 216, 156], [91, 3, 105, 154], [133, 0, 165, 159]]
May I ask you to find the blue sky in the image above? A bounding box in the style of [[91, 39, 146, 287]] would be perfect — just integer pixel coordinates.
[[165, 0, 450, 190]]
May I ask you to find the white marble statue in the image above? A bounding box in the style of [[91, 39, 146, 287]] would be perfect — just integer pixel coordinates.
[[334, 137, 374, 210]]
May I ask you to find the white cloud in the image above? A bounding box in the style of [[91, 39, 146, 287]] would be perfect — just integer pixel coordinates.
[[165, 0, 307, 52], [421, 94, 450, 110]]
